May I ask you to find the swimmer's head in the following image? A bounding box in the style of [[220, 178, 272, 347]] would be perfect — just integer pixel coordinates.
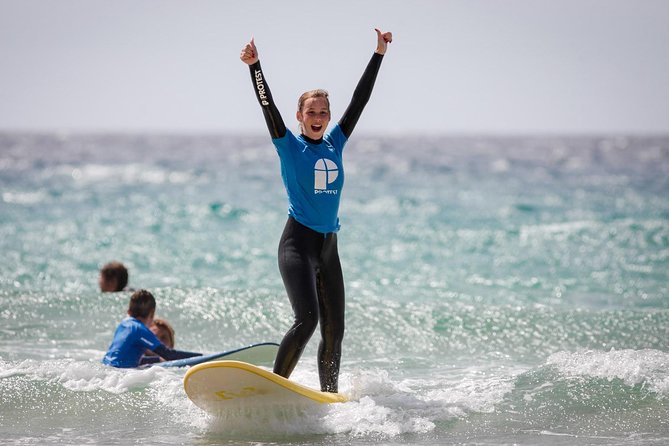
[[151, 318, 175, 348], [99, 261, 128, 292]]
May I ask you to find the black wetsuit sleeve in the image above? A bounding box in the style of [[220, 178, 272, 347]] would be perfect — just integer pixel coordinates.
[[138, 355, 161, 366], [249, 61, 287, 139], [152, 345, 202, 361], [338, 52, 384, 138]]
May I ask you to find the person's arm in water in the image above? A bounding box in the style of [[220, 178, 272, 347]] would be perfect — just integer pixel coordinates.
[[339, 28, 393, 138], [240, 38, 287, 139], [138, 345, 202, 365]]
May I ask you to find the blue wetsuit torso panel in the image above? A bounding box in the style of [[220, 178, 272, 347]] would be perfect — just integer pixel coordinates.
[[102, 317, 161, 368], [273, 125, 347, 233]]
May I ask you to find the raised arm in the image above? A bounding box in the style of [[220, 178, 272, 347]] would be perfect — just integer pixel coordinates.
[[240, 38, 287, 139], [338, 29, 393, 138]]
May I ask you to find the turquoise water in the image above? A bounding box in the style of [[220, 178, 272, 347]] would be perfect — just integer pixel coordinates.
[[1, 133, 668, 445]]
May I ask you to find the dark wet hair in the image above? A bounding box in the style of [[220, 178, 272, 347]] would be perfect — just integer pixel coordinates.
[[100, 261, 128, 292], [128, 289, 156, 319]]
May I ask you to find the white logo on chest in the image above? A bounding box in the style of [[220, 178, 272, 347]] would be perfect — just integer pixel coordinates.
[[314, 158, 339, 193]]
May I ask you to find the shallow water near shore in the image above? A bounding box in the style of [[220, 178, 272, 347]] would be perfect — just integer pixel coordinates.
[[1, 132, 668, 445]]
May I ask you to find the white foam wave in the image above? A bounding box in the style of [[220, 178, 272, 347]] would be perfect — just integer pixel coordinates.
[[0, 359, 447, 438], [0, 358, 180, 393], [546, 349, 669, 396], [519, 220, 598, 245], [424, 371, 518, 415], [2, 190, 49, 204], [48, 163, 193, 185], [198, 366, 519, 439]]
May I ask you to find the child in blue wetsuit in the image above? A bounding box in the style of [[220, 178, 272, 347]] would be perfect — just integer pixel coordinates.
[[240, 28, 393, 392], [102, 289, 201, 368]]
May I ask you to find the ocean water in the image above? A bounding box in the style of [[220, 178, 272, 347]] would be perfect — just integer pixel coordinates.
[[1, 132, 668, 445]]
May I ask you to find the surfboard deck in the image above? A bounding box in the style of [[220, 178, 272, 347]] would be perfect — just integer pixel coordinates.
[[183, 360, 347, 412], [145, 342, 279, 368]]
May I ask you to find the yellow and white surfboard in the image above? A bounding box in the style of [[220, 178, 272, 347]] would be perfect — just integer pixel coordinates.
[[183, 360, 347, 413]]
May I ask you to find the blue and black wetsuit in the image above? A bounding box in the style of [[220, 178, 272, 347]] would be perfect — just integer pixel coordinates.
[[102, 317, 201, 368], [248, 52, 384, 392]]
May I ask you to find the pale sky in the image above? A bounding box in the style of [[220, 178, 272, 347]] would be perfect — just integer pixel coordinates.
[[1, 0, 668, 135]]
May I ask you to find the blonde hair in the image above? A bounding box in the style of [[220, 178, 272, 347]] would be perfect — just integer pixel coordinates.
[[297, 89, 330, 112], [152, 318, 175, 348]]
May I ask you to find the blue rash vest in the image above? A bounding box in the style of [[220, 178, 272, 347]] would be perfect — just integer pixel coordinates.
[[102, 317, 162, 368], [273, 124, 348, 233]]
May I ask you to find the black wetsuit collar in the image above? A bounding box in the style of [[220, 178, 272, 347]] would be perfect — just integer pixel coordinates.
[[301, 134, 323, 145]]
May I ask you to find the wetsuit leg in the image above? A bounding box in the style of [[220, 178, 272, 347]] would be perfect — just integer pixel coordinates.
[[316, 232, 345, 393], [274, 217, 321, 379]]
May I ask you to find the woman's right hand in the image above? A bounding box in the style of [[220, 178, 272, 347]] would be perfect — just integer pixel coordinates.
[[374, 28, 393, 55], [240, 38, 259, 65]]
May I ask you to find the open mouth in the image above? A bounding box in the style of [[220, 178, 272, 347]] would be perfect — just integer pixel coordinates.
[[311, 125, 323, 133]]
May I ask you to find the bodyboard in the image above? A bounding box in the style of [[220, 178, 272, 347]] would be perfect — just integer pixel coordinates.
[[183, 360, 347, 413], [148, 342, 279, 368]]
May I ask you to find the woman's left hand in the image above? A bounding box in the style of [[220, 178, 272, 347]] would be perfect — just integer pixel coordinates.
[[374, 28, 393, 55], [240, 37, 259, 65]]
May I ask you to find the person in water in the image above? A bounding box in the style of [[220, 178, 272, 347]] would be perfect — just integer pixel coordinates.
[[150, 318, 175, 348], [102, 289, 201, 368], [98, 261, 131, 292], [240, 28, 393, 392], [141, 317, 176, 361]]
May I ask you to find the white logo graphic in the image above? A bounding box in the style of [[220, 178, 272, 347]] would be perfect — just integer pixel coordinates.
[[314, 158, 339, 192], [254, 69, 269, 106]]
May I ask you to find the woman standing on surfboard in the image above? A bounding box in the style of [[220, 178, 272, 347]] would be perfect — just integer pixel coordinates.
[[240, 28, 393, 392]]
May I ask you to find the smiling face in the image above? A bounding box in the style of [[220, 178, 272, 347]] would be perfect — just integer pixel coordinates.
[[297, 93, 331, 140]]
